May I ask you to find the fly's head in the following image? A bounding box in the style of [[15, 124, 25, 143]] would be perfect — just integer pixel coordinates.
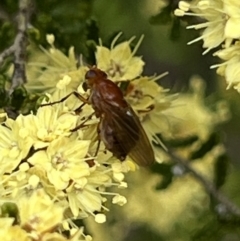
[[84, 66, 108, 91]]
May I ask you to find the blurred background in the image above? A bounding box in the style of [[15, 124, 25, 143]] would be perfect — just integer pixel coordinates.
[[1, 0, 240, 240]]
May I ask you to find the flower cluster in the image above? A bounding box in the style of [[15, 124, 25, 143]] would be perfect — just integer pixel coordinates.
[[83, 74, 230, 241], [174, 0, 240, 92], [160, 76, 230, 159], [95, 33, 145, 81], [26, 33, 175, 161], [1, 33, 174, 231], [0, 99, 130, 224], [1, 33, 230, 239], [0, 189, 89, 241]]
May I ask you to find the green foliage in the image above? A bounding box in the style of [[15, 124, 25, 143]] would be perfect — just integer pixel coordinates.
[[0, 21, 16, 52], [190, 132, 221, 160], [149, 1, 181, 41], [0, 1, 18, 51], [10, 86, 27, 110], [149, 4, 172, 25], [31, 0, 98, 61], [151, 162, 174, 190], [0, 75, 9, 108], [214, 154, 229, 189], [124, 224, 164, 241], [161, 135, 199, 148], [0, 1, 239, 240], [1, 202, 19, 225], [0, 0, 18, 14]]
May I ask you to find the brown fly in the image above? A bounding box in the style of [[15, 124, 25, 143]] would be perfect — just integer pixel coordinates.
[[42, 67, 155, 166]]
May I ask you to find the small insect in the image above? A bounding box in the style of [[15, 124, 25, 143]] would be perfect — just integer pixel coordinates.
[[42, 67, 155, 166]]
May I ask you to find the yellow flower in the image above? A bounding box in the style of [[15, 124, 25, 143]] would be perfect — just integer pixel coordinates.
[[28, 137, 91, 190], [0, 225, 30, 241], [0, 218, 30, 240], [213, 41, 240, 91], [67, 168, 113, 219], [125, 75, 175, 162], [68, 183, 104, 219], [95, 33, 145, 81], [26, 36, 87, 93], [162, 76, 230, 141], [175, 0, 240, 53], [0, 88, 129, 223], [23, 104, 78, 149], [0, 115, 33, 173], [0, 189, 88, 241], [223, 0, 240, 40], [19, 190, 63, 236]]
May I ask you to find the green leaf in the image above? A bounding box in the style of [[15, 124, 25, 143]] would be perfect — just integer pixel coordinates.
[[158, 134, 199, 148], [149, 5, 172, 25], [10, 85, 27, 110], [84, 19, 99, 64], [190, 132, 220, 160], [31, 0, 95, 56], [151, 162, 174, 190], [1, 202, 20, 225], [0, 75, 9, 107], [214, 153, 229, 189]]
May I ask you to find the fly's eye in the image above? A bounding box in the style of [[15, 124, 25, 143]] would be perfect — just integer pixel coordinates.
[[82, 82, 88, 92], [85, 69, 97, 79]]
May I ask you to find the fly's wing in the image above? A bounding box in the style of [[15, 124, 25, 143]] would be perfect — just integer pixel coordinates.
[[105, 103, 155, 166]]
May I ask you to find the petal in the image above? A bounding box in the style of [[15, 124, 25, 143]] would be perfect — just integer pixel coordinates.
[[95, 46, 111, 69], [202, 25, 225, 49], [28, 151, 50, 167], [110, 42, 132, 64], [77, 186, 102, 212], [225, 18, 240, 39], [225, 61, 240, 87], [64, 140, 90, 158], [67, 163, 90, 179], [48, 169, 69, 190], [123, 57, 145, 79], [224, 0, 240, 16]]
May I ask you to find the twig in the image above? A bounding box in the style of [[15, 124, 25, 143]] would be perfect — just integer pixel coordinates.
[[10, 0, 32, 94], [0, 45, 15, 65], [164, 149, 240, 217], [0, 0, 32, 94]]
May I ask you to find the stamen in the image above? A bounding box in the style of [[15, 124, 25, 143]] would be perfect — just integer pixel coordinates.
[[179, 1, 190, 11], [111, 32, 123, 49], [188, 22, 223, 46], [187, 19, 223, 30], [187, 35, 205, 45], [39, 46, 68, 68], [151, 72, 169, 82], [131, 35, 144, 57], [210, 61, 228, 69], [174, 9, 185, 17]]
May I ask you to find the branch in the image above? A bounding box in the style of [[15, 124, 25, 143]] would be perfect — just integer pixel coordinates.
[[164, 148, 240, 217], [0, 46, 15, 65], [10, 0, 32, 94], [0, 0, 32, 94]]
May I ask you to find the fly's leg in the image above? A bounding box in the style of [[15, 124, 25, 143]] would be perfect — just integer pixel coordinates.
[[85, 138, 101, 168], [74, 102, 86, 114], [85, 121, 101, 168], [70, 112, 95, 132], [40, 91, 89, 107], [94, 139, 101, 157], [93, 122, 102, 157]]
